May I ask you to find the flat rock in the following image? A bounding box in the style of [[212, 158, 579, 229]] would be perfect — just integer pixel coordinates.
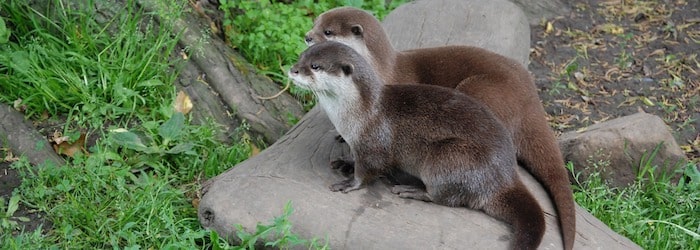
[[559, 112, 689, 187], [198, 0, 641, 249], [383, 0, 531, 65]]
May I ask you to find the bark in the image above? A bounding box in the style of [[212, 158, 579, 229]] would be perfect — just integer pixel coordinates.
[[139, 0, 305, 144], [0, 104, 65, 167], [2, 0, 304, 166]]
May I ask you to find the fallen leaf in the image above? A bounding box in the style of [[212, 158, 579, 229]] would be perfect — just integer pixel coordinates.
[[13, 99, 26, 112], [180, 50, 189, 60], [545, 21, 554, 34], [191, 197, 200, 209], [52, 131, 71, 145], [174, 91, 193, 114], [53, 133, 87, 158], [596, 23, 625, 34], [640, 96, 655, 106], [3, 151, 19, 162]]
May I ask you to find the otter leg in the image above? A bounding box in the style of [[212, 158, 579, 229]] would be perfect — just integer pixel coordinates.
[[330, 148, 384, 193], [391, 185, 433, 202], [330, 159, 355, 176]]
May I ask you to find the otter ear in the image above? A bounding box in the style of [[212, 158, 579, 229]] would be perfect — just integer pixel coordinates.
[[341, 63, 354, 75], [350, 24, 363, 37]]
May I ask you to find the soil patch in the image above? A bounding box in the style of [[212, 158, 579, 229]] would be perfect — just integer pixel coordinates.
[[529, 0, 699, 161], [1, 161, 50, 235]]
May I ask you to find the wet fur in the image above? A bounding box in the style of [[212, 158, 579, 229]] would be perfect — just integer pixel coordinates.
[[306, 7, 576, 250], [289, 42, 545, 250]]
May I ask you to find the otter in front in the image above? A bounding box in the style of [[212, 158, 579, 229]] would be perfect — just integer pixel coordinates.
[[305, 7, 575, 250], [289, 41, 545, 250]]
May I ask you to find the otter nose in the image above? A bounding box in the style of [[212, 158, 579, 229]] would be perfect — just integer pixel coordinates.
[[304, 36, 313, 43]]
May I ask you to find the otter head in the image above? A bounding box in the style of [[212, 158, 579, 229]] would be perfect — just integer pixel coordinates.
[[289, 42, 357, 96], [305, 7, 392, 63], [289, 41, 381, 118], [304, 7, 369, 46], [290, 41, 374, 106]]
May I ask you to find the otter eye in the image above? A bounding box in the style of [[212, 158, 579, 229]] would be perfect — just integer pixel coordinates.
[[310, 63, 320, 70], [323, 30, 333, 36]]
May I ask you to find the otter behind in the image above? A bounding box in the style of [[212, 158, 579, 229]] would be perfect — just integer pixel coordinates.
[[305, 7, 576, 250], [289, 41, 545, 250]]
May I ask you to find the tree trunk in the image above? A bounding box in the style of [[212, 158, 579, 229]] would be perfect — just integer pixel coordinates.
[[197, 0, 641, 249], [139, 0, 305, 144]]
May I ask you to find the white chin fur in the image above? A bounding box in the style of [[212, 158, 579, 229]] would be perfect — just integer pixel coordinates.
[[288, 73, 312, 90]]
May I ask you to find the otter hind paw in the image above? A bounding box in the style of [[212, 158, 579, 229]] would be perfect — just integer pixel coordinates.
[[391, 185, 433, 202], [329, 178, 361, 193]]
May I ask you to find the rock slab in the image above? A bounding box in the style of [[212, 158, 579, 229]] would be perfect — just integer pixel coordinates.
[[383, 0, 531, 65], [559, 112, 689, 187], [198, 0, 641, 249]]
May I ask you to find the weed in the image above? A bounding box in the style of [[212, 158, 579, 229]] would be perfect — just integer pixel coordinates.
[[226, 201, 327, 250], [548, 81, 567, 95], [568, 158, 700, 249], [0, 194, 30, 234], [218, 0, 406, 109], [0, 0, 180, 128]]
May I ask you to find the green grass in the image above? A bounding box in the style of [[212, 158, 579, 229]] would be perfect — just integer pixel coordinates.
[[0, 0, 179, 128], [569, 159, 700, 249], [0, 0, 398, 248], [218, 0, 405, 110]]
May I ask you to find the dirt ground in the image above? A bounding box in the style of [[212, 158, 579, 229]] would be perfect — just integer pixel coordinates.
[[1, 0, 698, 239], [529, 0, 699, 160]]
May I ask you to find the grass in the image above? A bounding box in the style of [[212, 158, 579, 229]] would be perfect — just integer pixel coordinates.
[[0, 0, 398, 249], [0, 0, 179, 128], [569, 159, 700, 249], [218, 0, 405, 110]]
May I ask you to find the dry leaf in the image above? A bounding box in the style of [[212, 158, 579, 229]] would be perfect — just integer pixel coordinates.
[[180, 50, 189, 60], [640, 96, 655, 106], [250, 143, 260, 157], [3, 151, 19, 162], [174, 91, 193, 114], [596, 23, 624, 34], [52, 131, 70, 145], [13, 99, 26, 112], [53, 133, 87, 158], [191, 197, 200, 209], [545, 21, 554, 34]]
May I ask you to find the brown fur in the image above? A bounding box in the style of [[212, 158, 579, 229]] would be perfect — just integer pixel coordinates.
[[290, 41, 545, 250], [306, 7, 575, 250]]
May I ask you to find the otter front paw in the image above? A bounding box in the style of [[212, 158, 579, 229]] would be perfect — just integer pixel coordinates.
[[329, 178, 361, 193], [334, 134, 346, 143], [330, 159, 355, 176]]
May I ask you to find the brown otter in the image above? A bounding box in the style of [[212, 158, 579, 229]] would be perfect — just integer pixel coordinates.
[[289, 41, 545, 250], [305, 7, 575, 250]]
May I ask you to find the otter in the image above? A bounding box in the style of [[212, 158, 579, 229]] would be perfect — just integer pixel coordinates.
[[289, 41, 545, 250], [305, 7, 575, 250]]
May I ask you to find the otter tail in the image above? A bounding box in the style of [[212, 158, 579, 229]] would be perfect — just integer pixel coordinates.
[[484, 181, 545, 250], [517, 117, 576, 250]]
